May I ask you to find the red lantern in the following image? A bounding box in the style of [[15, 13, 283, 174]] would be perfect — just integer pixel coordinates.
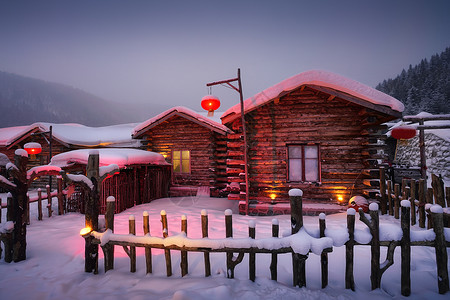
[[201, 95, 220, 116], [391, 126, 416, 140], [24, 142, 42, 155]]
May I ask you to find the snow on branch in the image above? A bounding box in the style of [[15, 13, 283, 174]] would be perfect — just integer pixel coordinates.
[[0, 174, 16, 190], [60, 171, 94, 190]]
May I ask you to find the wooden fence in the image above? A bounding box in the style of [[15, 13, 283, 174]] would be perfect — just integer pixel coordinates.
[[1, 176, 66, 224], [81, 191, 449, 297], [378, 167, 449, 228]]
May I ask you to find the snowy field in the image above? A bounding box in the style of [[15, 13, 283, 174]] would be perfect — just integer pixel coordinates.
[[0, 194, 449, 300]]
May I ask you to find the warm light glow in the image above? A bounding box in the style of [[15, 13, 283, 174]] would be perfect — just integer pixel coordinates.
[[80, 227, 92, 236], [201, 95, 220, 115], [269, 193, 277, 200], [24, 142, 42, 155], [337, 195, 344, 202]]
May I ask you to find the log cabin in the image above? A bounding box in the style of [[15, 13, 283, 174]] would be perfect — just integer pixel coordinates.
[[0, 122, 140, 188], [132, 106, 232, 197], [220, 70, 404, 215]]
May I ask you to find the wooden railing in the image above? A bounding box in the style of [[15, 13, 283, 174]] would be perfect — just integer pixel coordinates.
[[81, 191, 449, 296], [378, 168, 449, 228]]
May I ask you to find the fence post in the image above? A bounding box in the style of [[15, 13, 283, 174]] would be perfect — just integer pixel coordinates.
[[289, 188, 307, 288], [46, 185, 52, 218], [143, 210, 152, 274], [401, 200, 411, 296], [410, 179, 416, 226], [37, 188, 43, 221], [270, 218, 279, 281], [319, 213, 328, 288], [57, 176, 64, 215], [418, 179, 426, 228], [26, 193, 30, 225], [394, 184, 400, 219], [201, 209, 211, 277], [160, 210, 172, 277], [103, 196, 115, 272], [387, 180, 393, 216], [431, 205, 449, 294], [432, 174, 445, 207], [249, 220, 256, 282], [129, 215, 136, 273], [380, 167, 387, 215], [446, 187, 450, 207], [181, 215, 188, 277], [4, 193, 14, 262], [346, 208, 355, 291]]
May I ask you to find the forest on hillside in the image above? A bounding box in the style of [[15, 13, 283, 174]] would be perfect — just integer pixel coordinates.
[[376, 47, 450, 115]]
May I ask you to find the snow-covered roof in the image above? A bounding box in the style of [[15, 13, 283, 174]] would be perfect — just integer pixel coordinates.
[[49, 148, 170, 169], [221, 70, 405, 123], [0, 122, 141, 148], [132, 106, 232, 138]]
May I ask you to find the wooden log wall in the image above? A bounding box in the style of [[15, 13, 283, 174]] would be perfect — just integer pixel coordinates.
[[140, 115, 227, 193], [225, 87, 393, 204]]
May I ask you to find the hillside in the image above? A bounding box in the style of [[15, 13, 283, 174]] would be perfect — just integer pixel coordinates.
[[0, 71, 170, 127], [376, 47, 450, 115]]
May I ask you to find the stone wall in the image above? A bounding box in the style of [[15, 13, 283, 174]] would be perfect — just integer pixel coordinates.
[[395, 132, 450, 180]]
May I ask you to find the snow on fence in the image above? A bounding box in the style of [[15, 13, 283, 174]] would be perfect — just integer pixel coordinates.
[[81, 191, 449, 297], [378, 167, 450, 228]]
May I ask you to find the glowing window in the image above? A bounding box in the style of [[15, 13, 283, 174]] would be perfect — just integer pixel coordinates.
[[173, 150, 190, 174]]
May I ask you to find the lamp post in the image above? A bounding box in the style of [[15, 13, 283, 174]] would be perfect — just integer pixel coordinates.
[[205, 69, 250, 215], [31, 126, 53, 189]]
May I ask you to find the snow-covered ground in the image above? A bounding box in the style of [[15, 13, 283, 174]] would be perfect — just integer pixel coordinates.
[[0, 194, 448, 300]]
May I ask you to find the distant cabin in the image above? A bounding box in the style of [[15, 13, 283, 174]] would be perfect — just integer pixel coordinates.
[[220, 70, 403, 214], [132, 107, 232, 197]]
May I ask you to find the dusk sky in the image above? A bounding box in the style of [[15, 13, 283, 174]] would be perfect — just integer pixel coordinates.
[[1, 0, 449, 113]]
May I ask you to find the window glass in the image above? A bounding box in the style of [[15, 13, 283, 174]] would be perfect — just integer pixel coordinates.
[[173, 150, 190, 174], [288, 144, 319, 182], [289, 158, 302, 181]]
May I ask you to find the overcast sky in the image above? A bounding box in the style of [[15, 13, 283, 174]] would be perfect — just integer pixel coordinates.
[[1, 0, 449, 112]]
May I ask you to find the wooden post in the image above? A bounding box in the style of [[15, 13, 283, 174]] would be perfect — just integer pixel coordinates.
[[359, 204, 381, 290], [57, 176, 64, 215], [426, 188, 434, 229], [103, 196, 115, 272], [143, 211, 152, 274], [46, 184, 52, 218], [129, 215, 136, 273], [431, 206, 449, 294], [289, 188, 307, 288], [26, 193, 30, 225], [400, 201, 411, 296], [201, 209, 211, 277], [387, 180, 393, 216], [418, 121, 427, 180], [85, 153, 99, 273], [270, 218, 279, 281], [37, 188, 43, 221], [161, 210, 172, 276], [446, 187, 450, 207], [4, 193, 14, 262], [319, 213, 328, 288], [249, 220, 256, 282], [426, 187, 434, 204], [346, 208, 355, 291], [394, 183, 400, 219], [432, 174, 445, 207], [181, 215, 188, 277], [418, 179, 426, 228], [410, 179, 416, 226], [225, 208, 234, 278], [379, 167, 387, 215]]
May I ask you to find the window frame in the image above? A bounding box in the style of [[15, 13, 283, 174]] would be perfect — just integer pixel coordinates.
[[172, 149, 191, 174], [286, 143, 321, 183]]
